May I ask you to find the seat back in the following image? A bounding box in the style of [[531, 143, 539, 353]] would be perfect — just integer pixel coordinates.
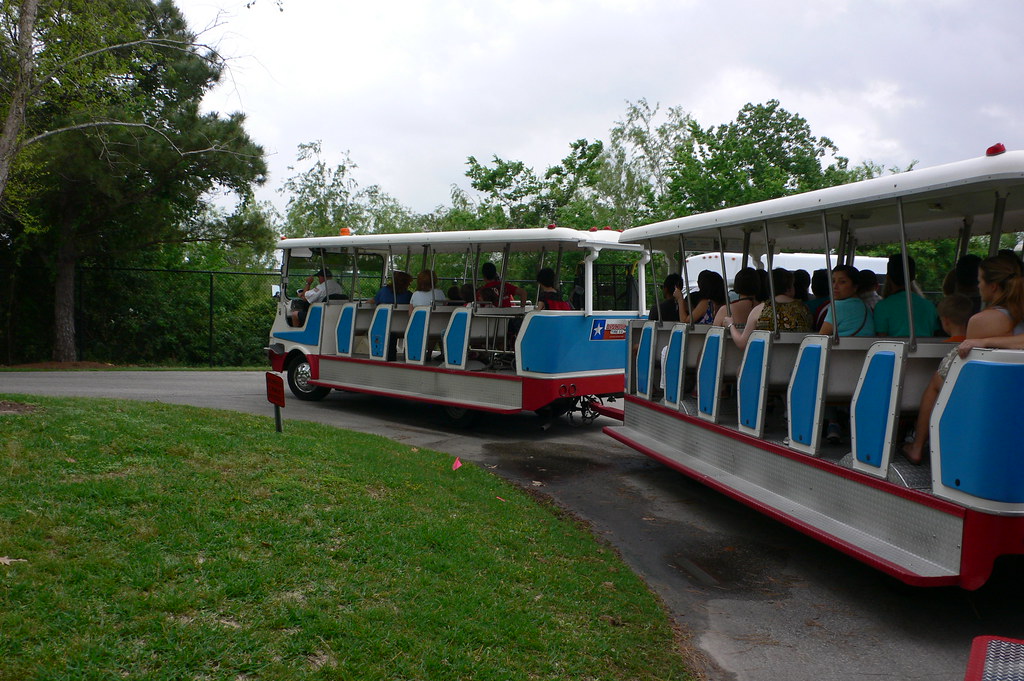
[[443, 307, 473, 369], [663, 324, 688, 407], [787, 334, 830, 456], [737, 330, 773, 437], [696, 326, 726, 423], [368, 306, 393, 360], [404, 307, 431, 364], [932, 349, 1024, 513], [336, 303, 358, 356], [634, 321, 657, 400], [851, 341, 907, 477]]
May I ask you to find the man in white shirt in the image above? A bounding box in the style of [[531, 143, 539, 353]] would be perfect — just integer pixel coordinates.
[[290, 268, 344, 326]]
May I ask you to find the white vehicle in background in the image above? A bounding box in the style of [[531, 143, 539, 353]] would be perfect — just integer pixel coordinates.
[[683, 251, 890, 293]]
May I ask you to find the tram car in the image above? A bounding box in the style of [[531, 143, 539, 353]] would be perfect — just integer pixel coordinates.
[[607, 149, 1024, 589], [267, 227, 645, 424]]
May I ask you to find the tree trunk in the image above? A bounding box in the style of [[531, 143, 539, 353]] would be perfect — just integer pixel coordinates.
[[0, 0, 40, 201], [52, 232, 78, 363]]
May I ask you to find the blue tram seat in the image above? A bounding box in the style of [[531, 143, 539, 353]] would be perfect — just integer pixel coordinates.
[[404, 307, 430, 364], [787, 335, 830, 456], [737, 330, 773, 437], [850, 341, 906, 478], [368, 306, 393, 360], [634, 322, 657, 399], [696, 326, 726, 423], [443, 307, 472, 369], [336, 303, 358, 356], [932, 350, 1024, 512], [662, 324, 688, 407]]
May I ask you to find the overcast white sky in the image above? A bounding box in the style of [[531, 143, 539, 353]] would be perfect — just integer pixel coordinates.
[[174, 0, 1024, 217]]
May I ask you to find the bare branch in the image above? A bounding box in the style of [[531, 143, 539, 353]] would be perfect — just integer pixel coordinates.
[[31, 37, 224, 99], [20, 120, 261, 161]]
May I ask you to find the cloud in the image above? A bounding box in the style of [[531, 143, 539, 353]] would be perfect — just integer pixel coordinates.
[[177, 0, 1024, 215]]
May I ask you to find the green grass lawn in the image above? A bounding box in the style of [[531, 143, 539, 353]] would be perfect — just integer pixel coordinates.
[[0, 395, 694, 681]]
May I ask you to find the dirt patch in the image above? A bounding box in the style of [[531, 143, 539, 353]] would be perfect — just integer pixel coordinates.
[[0, 400, 38, 414], [5, 361, 115, 370]]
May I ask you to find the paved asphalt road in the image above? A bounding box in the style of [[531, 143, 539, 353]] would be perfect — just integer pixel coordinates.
[[3, 370, 1023, 680]]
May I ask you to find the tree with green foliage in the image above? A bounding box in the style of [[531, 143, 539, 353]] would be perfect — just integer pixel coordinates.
[[599, 99, 693, 225], [465, 154, 544, 229], [0, 0, 270, 362], [280, 141, 420, 236], [666, 99, 855, 215]]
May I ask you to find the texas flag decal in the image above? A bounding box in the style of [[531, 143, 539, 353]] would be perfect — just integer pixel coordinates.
[[590, 319, 627, 341]]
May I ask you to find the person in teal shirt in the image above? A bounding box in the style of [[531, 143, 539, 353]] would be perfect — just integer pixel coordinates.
[[820, 265, 875, 337], [873, 255, 939, 337], [820, 264, 875, 444]]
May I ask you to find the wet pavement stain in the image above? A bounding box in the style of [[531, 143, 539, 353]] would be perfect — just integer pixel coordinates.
[[480, 441, 614, 481]]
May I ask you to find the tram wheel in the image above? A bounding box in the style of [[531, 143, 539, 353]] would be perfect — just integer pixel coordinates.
[[442, 405, 479, 428], [286, 356, 331, 401]]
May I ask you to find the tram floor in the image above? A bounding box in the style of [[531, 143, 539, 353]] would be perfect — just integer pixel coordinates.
[[673, 391, 933, 490]]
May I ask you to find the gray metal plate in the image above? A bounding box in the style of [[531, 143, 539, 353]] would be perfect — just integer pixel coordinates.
[[617, 400, 963, 577], [319, 359, 523, 410]]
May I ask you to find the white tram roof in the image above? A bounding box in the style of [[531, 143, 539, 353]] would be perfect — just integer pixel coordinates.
[[622, 150, 1024, 254], [276, 226, 643, 255]]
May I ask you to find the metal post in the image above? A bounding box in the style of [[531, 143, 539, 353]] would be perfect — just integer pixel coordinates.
[[821, 211, 838, 345], [717, 228, 731, 318], [837, 217, 849, 266], [896, 197, 917, 352], [956, 217, 974, 260], [208, 273, 214, 367], [763, 221, 779, 338], [679, 237, 692, 328], [989, 192, 1008, 257]]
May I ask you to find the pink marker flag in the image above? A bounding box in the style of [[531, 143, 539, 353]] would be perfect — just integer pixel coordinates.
[[452, 457, 462, 471]]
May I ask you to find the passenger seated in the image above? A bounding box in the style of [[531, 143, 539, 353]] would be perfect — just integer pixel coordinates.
[[535, 267, 571, 310], [819, 265, 875, 338], [874, 255, 939, 337], [289, 268, 344, 326], [477, 262, 527, 307], [675, 270, 725, 324], [649, 273, 682, 322], [806, 268, 830, 328], [858, 269, 882, 310], [900, 294, 971, 464], [818, 265, 875, 444], [793, 268, 811, 303], [712, 267, 760, 328], [459, 284, 475, 306], [447, 285, 462, 302], [945, 254, 983, 315], [373, 270, 413, 305], [903, 255, 1024, 463], [410, 269, 446, 307], [724, 268, 812, 350]]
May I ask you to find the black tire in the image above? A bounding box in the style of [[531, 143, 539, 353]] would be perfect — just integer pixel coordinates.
[[286, 356, 331, 401], [442, 405, 479, 428]]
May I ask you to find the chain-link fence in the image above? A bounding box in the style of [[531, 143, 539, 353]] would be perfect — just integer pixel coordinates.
[[73, 267, 279, 367], [3, 261, 641, 366]]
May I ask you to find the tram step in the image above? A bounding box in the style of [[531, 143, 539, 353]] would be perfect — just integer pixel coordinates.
[[609, 424, 960, 580]]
